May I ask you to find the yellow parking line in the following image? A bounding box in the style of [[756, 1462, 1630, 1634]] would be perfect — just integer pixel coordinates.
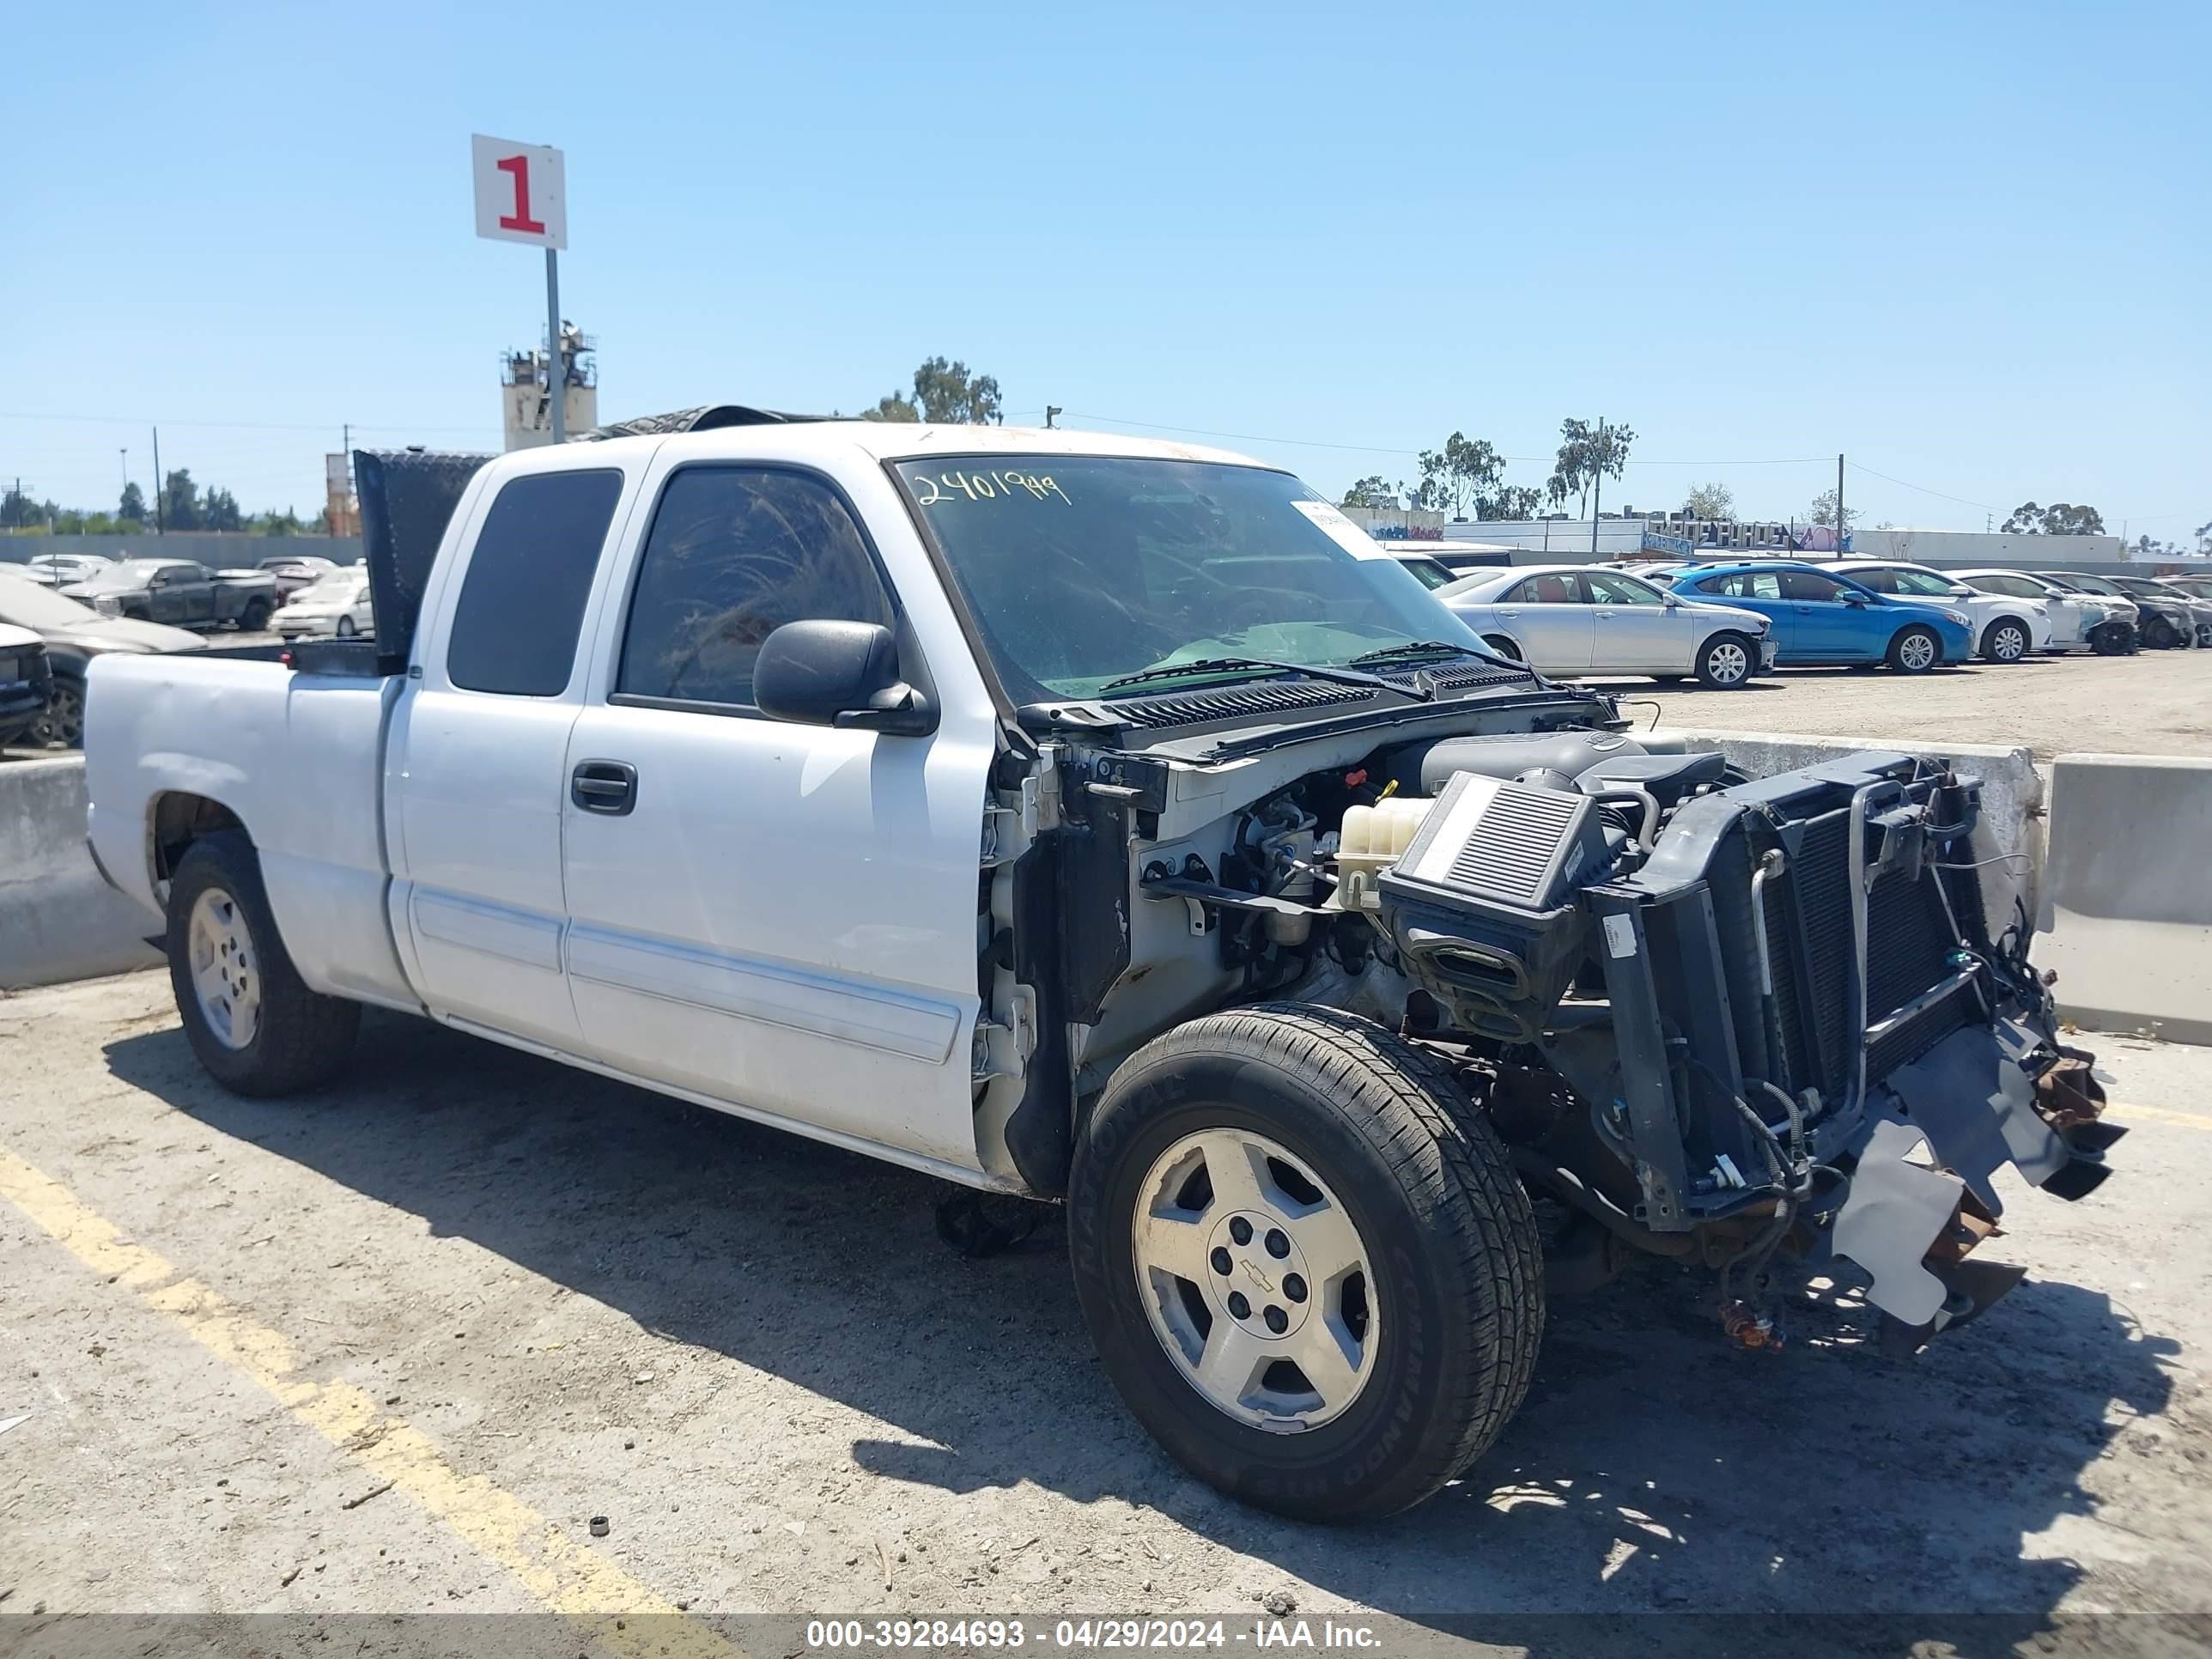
[[2107, 1102, 2212, 1133], [0, 1146, 742, 1659]]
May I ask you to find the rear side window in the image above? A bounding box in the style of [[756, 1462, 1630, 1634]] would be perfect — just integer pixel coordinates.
[[615, 466, 894, 709], [447, 470, 623, 696], [1700, 571, 1784, 600], [1782, 571, 1849, 601]]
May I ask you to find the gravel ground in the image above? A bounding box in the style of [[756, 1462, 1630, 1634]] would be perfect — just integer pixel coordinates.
[[1580, 647, 2212, 760], [2, 972, 2208, 1655]]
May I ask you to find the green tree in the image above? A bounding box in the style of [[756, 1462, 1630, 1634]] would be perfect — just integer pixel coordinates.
[[1, 485, 47, 529], [1475, 484, 1543, 520], [258, 507, 305, 536], [1415, 433, 1508, 520], [860, 390, 920, 422], [161, 469, 203, 532], [1545, 418, 1636, 519], [1808, 487, 1858, 531], [910, 356, 1003, 425], [2001, 501, 2105, 535], [118, 481, 148, 524], [1681, 482, 1735, 520], [1339, 476, 1398, 509], [202, 486, 244, 532]]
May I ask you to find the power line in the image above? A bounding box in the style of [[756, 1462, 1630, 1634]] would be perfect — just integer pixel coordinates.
[[1844, 460, 2000, 514], [0, 410, 493, 435], [1060, 410, 1832, 466]]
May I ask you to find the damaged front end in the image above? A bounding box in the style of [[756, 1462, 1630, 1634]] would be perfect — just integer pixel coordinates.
[[1367, 747, 2123, 1352]]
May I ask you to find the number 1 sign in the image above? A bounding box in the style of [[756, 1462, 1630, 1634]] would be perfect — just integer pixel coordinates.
[[471, 135, 568, 250]]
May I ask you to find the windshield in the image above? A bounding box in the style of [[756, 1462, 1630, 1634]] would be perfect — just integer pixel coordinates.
[[892, 457, 1491, 701], [2062, 574, 2123, 596], [0, 575, 103, 627], [2114, 578, 2185, 599]]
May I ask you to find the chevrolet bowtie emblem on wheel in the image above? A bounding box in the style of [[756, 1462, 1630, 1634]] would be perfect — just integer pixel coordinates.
[[1244, 1263, 1277, 1295]]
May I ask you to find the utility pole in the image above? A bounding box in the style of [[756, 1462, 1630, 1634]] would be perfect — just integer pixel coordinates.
[[546, 254, 565, 443], [1589, 417, 1607, 558], [118, 448, 128, 495], [151, 427, 163, 535], [1836, 453, 1845, 550], [1044, 405, 1061, 429]]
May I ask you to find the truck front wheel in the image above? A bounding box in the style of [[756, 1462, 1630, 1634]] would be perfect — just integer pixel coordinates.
[[166, 831, 361, 1096], [1068, 1005, 1542, 1522]]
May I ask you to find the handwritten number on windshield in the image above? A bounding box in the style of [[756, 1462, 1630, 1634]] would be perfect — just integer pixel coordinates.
[[911, 471, 1072, 507]]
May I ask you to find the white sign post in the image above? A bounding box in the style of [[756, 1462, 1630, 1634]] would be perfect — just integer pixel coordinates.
[[471, 135, 570, 441]]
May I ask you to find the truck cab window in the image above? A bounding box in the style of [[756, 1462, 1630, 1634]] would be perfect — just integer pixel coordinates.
[[447, 470, 623, 696], [616, 466, 893, 709]]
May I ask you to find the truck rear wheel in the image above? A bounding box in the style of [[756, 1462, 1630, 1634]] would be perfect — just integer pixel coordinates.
[[166, 831, 361, 1096], [240, 599, 272, 632], [1068, 1005, 1542, 1522]]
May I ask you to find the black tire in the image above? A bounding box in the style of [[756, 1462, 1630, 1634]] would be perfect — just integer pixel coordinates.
[[166, 831, 361, 1096], [1481, 635, 1522, 661], [33, 670, 84, 749], [336, 615, 357, 639], [1886, 625, 1942, 675], [1694, 629, 1757, 689], [240, 599, 272, 632], [1068, 1005, 1543, 1522], [2142, 616, 2177, 649], [1979, 617, 2031, 664]]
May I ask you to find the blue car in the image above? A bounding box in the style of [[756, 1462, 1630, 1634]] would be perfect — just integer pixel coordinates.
[[1664, 561, 1975, 673]]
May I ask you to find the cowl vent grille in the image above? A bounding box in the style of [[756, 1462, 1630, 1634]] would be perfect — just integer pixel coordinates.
[[1102, 682, 1379, 729]]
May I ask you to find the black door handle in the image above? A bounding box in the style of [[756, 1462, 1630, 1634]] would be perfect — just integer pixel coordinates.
[[570, 760, 637, 816]]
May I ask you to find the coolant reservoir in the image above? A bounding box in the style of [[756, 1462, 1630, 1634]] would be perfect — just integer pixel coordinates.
[[1332, 796, 1435, 912]]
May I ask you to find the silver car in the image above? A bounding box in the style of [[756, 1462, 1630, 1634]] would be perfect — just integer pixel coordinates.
[[1437, 563, 1777, 687]]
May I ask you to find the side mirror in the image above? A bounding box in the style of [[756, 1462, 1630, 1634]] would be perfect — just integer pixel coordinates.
[[1662, 592, 1681, 608], [754, 620, 937, 737], [1840, 590, 1869, 605]]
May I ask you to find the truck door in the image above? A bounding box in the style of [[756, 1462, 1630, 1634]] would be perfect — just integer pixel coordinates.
[[385, 461, 634, 1054], [557, 458, 994, 1173], [155, 563, 214, 623]]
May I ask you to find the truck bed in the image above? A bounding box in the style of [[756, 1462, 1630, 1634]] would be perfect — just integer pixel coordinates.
[[83, 652, 416, 1010]]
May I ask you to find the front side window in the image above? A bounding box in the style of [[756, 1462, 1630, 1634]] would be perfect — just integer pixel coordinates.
[[447, 469, 623, 696], [1585, 571, 1662, 605], [1889, 568, 1960, 598], [1850, 568, 1900, 592], [890, 457, 1485, 702], [1700, 571, 1784, 600], [1782, 572, 1850, 602], [617, 466, 894, 709]]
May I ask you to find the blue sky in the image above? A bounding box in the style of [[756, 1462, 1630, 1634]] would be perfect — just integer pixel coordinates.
[[5, 1, 2206, 538]]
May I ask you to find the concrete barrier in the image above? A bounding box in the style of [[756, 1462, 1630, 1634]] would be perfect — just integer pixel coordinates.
[[2039, 753, 2212, 1045], [1647, 725, 2045, 928], [0, 756, 161, 989]]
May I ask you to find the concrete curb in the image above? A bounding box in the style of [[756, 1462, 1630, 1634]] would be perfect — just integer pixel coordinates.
[[1, 756, 162, 991]]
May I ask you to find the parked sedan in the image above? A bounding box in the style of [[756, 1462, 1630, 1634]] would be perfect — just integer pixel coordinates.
[[1820, 558, 2050, 662], [60, 557, 279, 632], [1435, 563, 1776, 687], [256, 554, 340, 599], [271, 569, 374, 639], [17, 552, 116, 588], [2105, 576, 2212, 648], [1667, 562, 1974, 673], [1951, 568, 2126, 654], [2038, 572, 2198, 651], [0, 568, 207, 746], [0, 623, 55, 749]]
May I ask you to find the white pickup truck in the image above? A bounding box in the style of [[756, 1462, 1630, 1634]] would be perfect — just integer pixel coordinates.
[[84, 412, 2118, 1521]]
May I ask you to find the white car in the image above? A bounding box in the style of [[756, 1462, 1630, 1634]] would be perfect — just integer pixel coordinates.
[[1435, 563, 1776, 687], [271, 569, 374, 639], [1820, 560, 2049, 663], [1947, 568, 2112, 653], [20, 552, 116, 589]]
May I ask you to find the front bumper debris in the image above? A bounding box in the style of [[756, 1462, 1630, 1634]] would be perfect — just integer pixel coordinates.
[[1826, 1019, 2122, 1349]]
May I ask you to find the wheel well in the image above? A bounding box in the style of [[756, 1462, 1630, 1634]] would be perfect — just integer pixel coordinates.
[[1482, 634, 1522, 659], [150, 793, 247, 882]]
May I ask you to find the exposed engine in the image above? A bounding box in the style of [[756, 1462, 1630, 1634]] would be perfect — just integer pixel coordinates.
[[1129, 728, 2121, 1352]]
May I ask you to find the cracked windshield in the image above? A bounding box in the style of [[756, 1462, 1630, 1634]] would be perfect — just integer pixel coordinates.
[[893, 456, 1487, 702]]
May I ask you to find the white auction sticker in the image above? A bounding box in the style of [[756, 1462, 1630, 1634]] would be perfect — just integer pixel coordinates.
[[1291, 498, 1388, 560], [1602, 912, 1638, 959]]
